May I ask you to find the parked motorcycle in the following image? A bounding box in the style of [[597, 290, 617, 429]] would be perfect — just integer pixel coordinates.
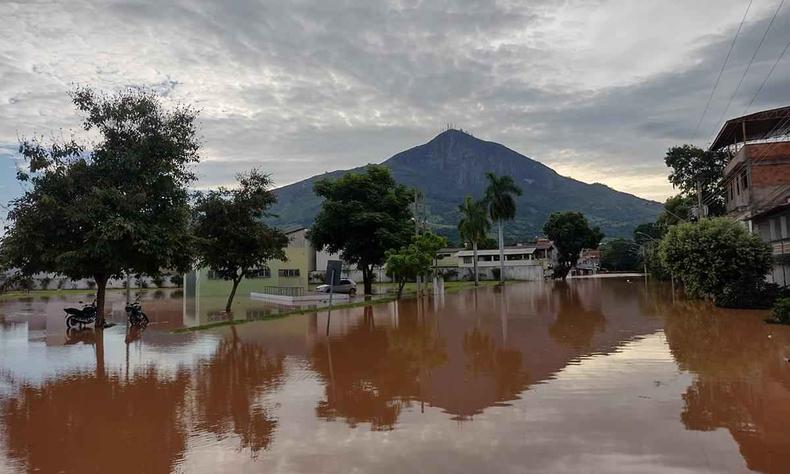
[[64, 300, 98, 329], [125, 297, 149, 326]]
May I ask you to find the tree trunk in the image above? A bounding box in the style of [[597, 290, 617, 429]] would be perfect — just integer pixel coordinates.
[[362, 265, 373, 295], [94, 274, 108, 327], [95, 324, 105, 380], [397, 279, 406, 299], [225, 276, 242, 314], [498, 221, 505, 283], [473, 241, 479, 287]]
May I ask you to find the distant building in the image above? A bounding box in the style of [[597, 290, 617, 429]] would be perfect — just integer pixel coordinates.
[[456, 240, 557, 280], [572, 248, 600, 276], [711, 106, 790, 286]]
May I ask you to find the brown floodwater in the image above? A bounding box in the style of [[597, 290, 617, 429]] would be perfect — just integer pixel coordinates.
[[0, 279, 788, 473]]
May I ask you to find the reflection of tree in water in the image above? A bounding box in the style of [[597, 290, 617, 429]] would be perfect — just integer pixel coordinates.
[[463, 327, 527, 402], [310, 308, 447, 431], [193, 327, 284, 455], [664, 302, 790, 473], [0, 367, 191, 473], [548, 282, 606, 349]]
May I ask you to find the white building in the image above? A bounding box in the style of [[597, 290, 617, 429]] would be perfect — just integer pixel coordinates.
[[456, 240, 557, 281]]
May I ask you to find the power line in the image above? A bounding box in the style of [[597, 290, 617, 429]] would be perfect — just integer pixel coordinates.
[[692, 0, 753, 139], [743, 35, 790, 114], [713, 0, 785, 139]]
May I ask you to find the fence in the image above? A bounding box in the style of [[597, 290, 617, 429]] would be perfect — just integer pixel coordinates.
[[257, 286, 305, 297]]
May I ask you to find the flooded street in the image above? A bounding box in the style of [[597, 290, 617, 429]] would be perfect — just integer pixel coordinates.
[[1, 279, 788, 473]]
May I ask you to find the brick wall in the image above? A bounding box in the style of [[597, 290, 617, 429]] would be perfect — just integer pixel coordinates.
[[751, 163, 790, 187]]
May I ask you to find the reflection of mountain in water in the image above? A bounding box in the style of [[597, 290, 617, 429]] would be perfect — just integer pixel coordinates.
[[306, 279, 663, 425]]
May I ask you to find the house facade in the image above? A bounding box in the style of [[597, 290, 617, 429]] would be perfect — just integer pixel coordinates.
[[711, 106, 790, 286], [456, 240, 557, 281]]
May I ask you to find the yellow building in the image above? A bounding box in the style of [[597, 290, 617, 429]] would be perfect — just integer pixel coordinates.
[[188, 227, 315, 299]]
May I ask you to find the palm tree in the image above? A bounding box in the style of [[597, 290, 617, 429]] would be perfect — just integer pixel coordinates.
[[458, 196, 490, 286], [484, 173, 522, 283]]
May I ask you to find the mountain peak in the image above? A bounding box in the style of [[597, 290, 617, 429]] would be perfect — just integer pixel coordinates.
[[269, 131, 662, 239], [431, 128, 478, 142]]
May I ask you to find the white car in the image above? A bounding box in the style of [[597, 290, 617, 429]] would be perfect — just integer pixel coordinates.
[[316, 278, 357, 295]]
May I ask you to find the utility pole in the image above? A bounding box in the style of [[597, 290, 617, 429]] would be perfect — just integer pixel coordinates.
[[414, 190, 421, 297], [696, 180, 704, 219]]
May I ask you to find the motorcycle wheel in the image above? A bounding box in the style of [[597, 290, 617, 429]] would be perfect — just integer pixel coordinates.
[[66, 316, 78, 329], [140, 312, 149, 325]]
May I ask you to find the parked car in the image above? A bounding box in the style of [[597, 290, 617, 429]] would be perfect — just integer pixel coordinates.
[[316, 278, 357, 295]]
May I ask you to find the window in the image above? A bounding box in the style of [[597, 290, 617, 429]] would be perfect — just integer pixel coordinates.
[[463, 256, 473, 264], [278, 269, 300, 278], [340, 279, 353, 285], [248, 268, 271, 279], [741, 173, 749, 190]]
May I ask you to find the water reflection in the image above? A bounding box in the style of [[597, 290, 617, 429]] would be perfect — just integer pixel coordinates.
[[1, 363, 191, 473], [193, 326, 283, 455], [664, 302, 790, 473], [0, 279, 788, 472]]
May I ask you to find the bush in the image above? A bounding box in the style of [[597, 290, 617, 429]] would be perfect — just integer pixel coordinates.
[[169, 274, 184, 286], [769, 297, 790, 324], [86, 280, 96, 290], [659, 218, 771, 301], [40, 277, 52, 290], [715, 280, 785, 309]]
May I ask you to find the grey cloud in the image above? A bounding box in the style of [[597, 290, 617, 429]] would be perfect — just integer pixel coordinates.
[[2, 0, 790, 206]]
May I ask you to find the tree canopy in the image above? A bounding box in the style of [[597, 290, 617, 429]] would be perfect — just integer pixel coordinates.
[[664, 145, 728, 216], [657, 194, 695, 229], [543, 212, 603, 279], [658, 218, 771, 302], [385, 232, 447, 298], [600, 238, 641, 272], [484, 172, 522, 282], [308, 165, 414, 295], [192, 170, 288, 313], [633, 222, 663, 245], [458, 196, 490, 286], [484, 173, 522, 223], [0, 87, 199, 325]]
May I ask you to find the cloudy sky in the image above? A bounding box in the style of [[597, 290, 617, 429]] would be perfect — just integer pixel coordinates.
[[2, 0, 790, 215]]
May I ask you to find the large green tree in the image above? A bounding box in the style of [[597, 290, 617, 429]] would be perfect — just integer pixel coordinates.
[[385, 232, 447, 298], [484, 173, 522, 283], [633, 222, 663, 245], [657, 194, 695, 229], [457, 196, 491, 286], [192, 170, 288, 313], [600, 238, 641, 272], [658, 218, 771, 303], [0, 87, 199, 326], [664, 145, 729, 217], [543, 212, 603, 279], [308, 165, 414, 295]]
